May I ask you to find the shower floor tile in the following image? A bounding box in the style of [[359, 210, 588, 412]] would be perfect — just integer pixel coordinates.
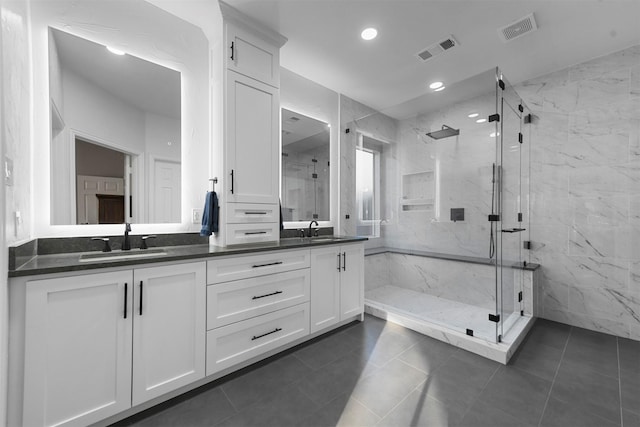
[[365, 285, 499, 341]]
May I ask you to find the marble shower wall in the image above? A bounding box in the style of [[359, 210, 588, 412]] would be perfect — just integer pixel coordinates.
[[517, 45, 640, 339], [388, 88, 504, 258]]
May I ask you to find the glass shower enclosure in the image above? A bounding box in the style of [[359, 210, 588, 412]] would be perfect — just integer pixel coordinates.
[[359, 67, 533, 346]]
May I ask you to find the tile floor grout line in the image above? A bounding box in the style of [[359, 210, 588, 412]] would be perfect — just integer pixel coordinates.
[[456, 360, 501, 422], [536, 325, 572, 427], [219, 385, 240, 415], [617, 337, 624, 427], [373, 377, 429, 424]]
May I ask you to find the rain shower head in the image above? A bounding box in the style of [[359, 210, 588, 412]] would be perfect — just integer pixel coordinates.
[[426, 125, 460, 140]]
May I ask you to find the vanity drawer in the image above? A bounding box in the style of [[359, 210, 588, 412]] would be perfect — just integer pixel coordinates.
[[225, 223, 279, 246], [207, 249, 310, 284], [206, 303, 309, 375], [226, 203, 279, 223], [207, 269, 310, 329]]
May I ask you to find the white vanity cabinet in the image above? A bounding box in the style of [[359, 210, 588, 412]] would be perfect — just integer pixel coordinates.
[[214, 3, 287, 247], [205, 249, 311, 375], [310, 243, 364, 334], [21, 262, 206, 427]]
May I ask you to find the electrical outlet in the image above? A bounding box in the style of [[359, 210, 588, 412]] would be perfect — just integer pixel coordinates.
[[5, 156, 14, 186], [192, 208, 201, 224]]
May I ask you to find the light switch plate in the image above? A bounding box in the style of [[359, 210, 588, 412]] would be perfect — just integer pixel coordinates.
[[4, 156, 13, 186], [192, 208, 201, 224]]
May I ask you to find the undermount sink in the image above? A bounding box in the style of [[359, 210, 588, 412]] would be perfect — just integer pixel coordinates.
[[308, 236, 347, 243], [79, 248, 168, 263]]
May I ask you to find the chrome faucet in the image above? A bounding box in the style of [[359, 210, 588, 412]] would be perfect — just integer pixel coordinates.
[[122, 223, 131, 251], [308, 220, 319, 238]]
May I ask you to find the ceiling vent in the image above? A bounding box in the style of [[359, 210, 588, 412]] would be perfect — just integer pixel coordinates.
[[415, 35, 459, 62], [498, 13, 537, 42]]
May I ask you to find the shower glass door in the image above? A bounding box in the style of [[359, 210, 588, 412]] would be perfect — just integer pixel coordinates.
[[497, 71, 530, 341]]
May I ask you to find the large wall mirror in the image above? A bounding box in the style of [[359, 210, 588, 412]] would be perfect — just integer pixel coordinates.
[[281, 108, 330, 221], [49, 27, 181, 225], [31, 0, 209, 236]]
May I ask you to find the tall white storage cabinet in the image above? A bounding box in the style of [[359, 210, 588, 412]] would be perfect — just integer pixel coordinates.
[[212, 2, 287, 247], [22, 262, 206, 427]]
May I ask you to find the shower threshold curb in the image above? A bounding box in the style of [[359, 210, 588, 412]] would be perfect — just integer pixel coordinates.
[[365, 300, 535, 364]]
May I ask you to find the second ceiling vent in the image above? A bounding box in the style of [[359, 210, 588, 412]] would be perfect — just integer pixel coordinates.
[[415, 35, 459, 62], [498, 13, 538, 42]]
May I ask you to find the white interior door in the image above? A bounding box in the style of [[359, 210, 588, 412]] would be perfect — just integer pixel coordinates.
[[151, 159, 181, 223], [76, 175, 124, 224]]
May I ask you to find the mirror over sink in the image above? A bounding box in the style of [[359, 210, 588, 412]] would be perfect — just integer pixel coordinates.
[[281, 108, 331, 222], [49, 27, 182, 226]]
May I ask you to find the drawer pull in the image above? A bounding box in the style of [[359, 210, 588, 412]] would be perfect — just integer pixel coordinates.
[[244, 231, 267, 235], [252, 261, 283, 268], [252, 290, 283, 300], [252, 327, 282, 341], [245, 211, 268, 215]]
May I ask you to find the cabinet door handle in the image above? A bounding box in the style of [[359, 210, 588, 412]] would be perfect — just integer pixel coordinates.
[[230, 41, 235, 61], [251, 327, 282, 341], [230, 169, 234, 194], [245, 211, 268, 215], [252, 290, 283, 300], [337, 253, 341, 271], [123, 282, 128, 319], [343, 252, 346, 271], [139, 281, 143, 316], [252, 261, 283, 268], [244, 231, 267, 235]]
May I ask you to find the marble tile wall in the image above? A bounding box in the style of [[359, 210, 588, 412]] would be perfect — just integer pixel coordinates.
[[517, 45, 640, 339]]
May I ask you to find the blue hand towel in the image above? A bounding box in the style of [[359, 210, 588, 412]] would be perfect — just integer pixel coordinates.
[[200, 191, 219, 236]]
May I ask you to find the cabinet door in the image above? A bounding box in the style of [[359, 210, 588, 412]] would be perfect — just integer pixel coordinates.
[[225, 21, 280, 87], [225, 71, 279, 205], [310, 246, 341, 333], [23, 271, 133, 427], [340, 244, 365, 320], [132, 262, 206, 406]]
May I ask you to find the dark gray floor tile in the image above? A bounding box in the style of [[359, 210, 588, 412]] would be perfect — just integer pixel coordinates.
[[296, 351, 379, 406], [299, 392, 380, 427], [563, 327, 619, 378], [348, 328, 418, 366], [128, 387, 236, 427], [509, 337, 563, 381], [351, 359, 428, 418], [293, 330, 359, 370], [422, 352, 499, 410], [221, 354, 313, 410], [619, 337, 640, 375], [623, 409, 640, 427], [458, 399, 535, 427], [378, 383, 466, 427], [525, 319, 571, 350], [397, 336, 458, 374], [621, 367, 640, 415], [478, 366, 552, 426], [550, 359, 621, 424], [539, 396, 620, 427], [217, 385, 319, 427]]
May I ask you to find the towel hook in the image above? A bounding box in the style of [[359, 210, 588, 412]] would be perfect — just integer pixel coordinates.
[[209, 178, 218, 192]]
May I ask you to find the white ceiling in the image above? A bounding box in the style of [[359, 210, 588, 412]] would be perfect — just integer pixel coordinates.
[[223, 0, 640, 119]]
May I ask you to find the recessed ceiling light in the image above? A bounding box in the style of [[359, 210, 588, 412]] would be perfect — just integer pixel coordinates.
[[476, 118, 487, 123], [434, 86, 445, 92], [361, 28, 378, 41], [106, 46, 125, 55], [429, 81, 444, 89], [468, 113, 479, 118]]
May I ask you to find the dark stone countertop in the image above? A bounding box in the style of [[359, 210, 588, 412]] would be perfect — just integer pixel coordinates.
[[9, 236, 367, 278]]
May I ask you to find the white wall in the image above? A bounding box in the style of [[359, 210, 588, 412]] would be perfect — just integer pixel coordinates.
[[280, 67, 340, 230], [29, 0, 209, 237], [1, 1, 32, 423]]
